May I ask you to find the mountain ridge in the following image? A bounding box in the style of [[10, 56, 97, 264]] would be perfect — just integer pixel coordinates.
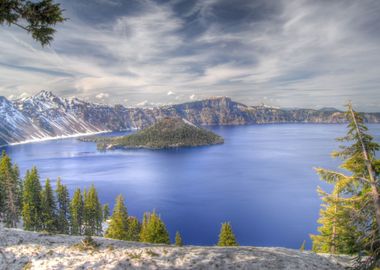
[[1, 90, 379, 145]]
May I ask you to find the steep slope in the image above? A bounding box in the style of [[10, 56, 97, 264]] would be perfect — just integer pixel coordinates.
[[0, 227, 353, 270], [0, 96, 48, 145], [14, 91, 105, 138], [91, 118, 224, 150], [0, 91, 379, 145]]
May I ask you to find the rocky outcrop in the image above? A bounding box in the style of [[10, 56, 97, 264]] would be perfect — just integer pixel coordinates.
[[0, 227, 353, 270], [0, 91, 379, 145]]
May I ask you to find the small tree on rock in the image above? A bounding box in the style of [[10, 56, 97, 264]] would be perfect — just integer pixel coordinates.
[[175, 231, 183, 246], [217, 222, 238, 246]]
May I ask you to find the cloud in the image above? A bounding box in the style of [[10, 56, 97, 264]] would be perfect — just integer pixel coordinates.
[[95, 92, 110, 99], [189, 94, 196, 100], [0, 0, 379, 111]]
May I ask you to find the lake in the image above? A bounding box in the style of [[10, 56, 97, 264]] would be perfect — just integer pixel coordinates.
[[2, 124, 380, 249]]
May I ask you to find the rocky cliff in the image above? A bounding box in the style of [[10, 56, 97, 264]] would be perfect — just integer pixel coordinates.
[[0, 90, 379, 145]]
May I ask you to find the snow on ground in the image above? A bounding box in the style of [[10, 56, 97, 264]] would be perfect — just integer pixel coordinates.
[[0, 227, 353, 270]]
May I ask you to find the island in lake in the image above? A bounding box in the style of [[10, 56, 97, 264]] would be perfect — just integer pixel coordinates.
[[80, 117, 224, 150]]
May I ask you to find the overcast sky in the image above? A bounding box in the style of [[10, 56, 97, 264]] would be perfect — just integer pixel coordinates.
[[0, 0, 379, 110]]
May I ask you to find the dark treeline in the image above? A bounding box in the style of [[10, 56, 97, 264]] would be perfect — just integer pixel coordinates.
[[0, 155, 238, 246]]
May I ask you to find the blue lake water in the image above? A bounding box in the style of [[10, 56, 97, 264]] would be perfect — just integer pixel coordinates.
[[2, 124, 380, 249]]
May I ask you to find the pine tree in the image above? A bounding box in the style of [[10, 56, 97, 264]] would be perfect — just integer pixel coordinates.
[[12, 164, 23, 216], [310, 188, 359, 254], [83, 185, 102, 236], [139, 211, 170, 244], [175, 231, 183, 246], [311, 103, 380, 269], [105, 195, 128, 240], [70, 188, 84, 235], [217, 222, 238, 246], [56, 178, 70, 234], [41, 178, 57, 232], [0, 151, 20, 227], [127, 216, 141, 241], [0, 0, 65, 46], [22, 167, 43, 231], [103, 203, 110, 221]]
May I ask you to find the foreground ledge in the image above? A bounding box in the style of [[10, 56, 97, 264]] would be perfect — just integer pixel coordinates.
[[0, 227, 353, 270]]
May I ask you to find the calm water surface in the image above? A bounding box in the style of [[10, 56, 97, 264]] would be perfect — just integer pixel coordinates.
[[2, 124, 380, 249]]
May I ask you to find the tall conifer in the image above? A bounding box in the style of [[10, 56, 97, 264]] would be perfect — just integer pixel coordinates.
[[83, 185, 102, 236], [56, 178, 70, 234], [0, 151, 20, 227], [22, 167, 42, 231], [311, 104, 380, 269], [70, 188, 84, 235], [41, 178, 57, 232], [105, 195, 128, 240]]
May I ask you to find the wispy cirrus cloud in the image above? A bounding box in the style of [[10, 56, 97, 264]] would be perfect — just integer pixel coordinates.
[[0, 0, 379, 111]]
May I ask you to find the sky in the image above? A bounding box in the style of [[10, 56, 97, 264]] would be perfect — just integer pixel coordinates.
[[0, 0, 380, 111]]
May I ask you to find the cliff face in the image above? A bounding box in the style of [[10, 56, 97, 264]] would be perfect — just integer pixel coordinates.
[[1, 91, 379, 145]]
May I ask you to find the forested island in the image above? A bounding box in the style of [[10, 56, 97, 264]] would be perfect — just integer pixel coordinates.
[[80, 118, 224, 150]]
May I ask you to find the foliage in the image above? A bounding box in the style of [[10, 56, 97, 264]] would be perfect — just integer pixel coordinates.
[[22, 167, 42, 231], [175, 231, 183, 246], [91, 118, 224, 150], [41, 178, 57, 232], [310, 104, 380, 269], [140, 211, 170, 244], [127, 216, 141, 242], [103, 203, 110, 221], [83, 185, 103, 236], [70, 188, 83, 235], [56, 178, 70, 234], [0, 0, 65, 45], [105, 195, 128, 240], [217, 222, 238, 246], [0, 151, 21, 227]]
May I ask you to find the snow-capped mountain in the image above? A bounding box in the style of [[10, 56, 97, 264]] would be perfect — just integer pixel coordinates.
[[0, 90, 379, 145]]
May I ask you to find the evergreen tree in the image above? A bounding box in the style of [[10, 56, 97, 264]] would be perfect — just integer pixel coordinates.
[[310, 188, 359, 254], [41, 178, 57, 232], [12, 164, 23, 216], [105, 195, 128, 240], [0, 0, 65, 46], [83, 185, 102, 236], [175, 231, 183, 246], [103, 203, 110, 221], [139, 211, 170, 244], [70, 188, 84, 235], [56, 178, 70, 234], [0, 151, 20, 227], [311, 103, 380, 269], [22, 167, 43, 231], [217, 222, 238, 246], [126, 216, 141, 242]]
